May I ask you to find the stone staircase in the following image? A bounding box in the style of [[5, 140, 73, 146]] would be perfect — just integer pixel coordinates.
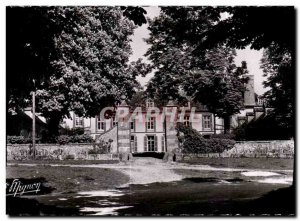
[[95, 125, 118, 152]]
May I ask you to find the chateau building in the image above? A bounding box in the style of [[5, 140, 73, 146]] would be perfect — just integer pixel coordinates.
[[61, 75, 265, 154]]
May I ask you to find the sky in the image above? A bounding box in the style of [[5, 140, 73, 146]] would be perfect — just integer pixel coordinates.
[[129, 6, 268, 96]]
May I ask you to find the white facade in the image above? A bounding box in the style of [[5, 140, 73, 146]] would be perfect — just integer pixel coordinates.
[[61, 106, 216, 153]]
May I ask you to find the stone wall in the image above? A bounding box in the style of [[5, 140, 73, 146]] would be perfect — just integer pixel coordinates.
[[7, 140, 294, 161], [224, 140, 294, 158], [7, 143, 119, 161], [177, 140, 294, 160]]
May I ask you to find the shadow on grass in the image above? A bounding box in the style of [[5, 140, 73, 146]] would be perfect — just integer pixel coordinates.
[[6, 196, 82, 216], [184, 177, 244, 183], [244, 185, 295, 216]]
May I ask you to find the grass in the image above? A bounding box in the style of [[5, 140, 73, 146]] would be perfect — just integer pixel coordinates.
[[178, 157, 294, 170], [6, 165, 129, 193], [173, 169, 247, 181], [7, 159, 119, 165]]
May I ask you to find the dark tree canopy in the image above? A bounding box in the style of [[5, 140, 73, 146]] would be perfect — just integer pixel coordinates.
[[121, 6, 147, 26], [7, 6, 147, 136], [145, 7, 249, 133], [159, 6, 295, 53], [6, 6, 148, 112], [7, 6, 59, 110], [261, 44, 294, 137], [145, 6, 295, 135]]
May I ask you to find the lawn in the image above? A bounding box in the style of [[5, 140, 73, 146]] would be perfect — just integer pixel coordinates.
[[6, 165, 129, 193], [178, 157, 294, 170], [7, 159, 119, 165]]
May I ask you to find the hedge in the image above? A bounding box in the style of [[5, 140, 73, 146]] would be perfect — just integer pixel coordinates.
[[57, 134, 93, 144], [7, 134, 93, 145], [176, 123, 235, 154], [7, 136, 32, 144]]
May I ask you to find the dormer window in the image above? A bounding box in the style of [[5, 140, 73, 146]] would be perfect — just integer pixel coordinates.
[[146, 99, 154, 108]]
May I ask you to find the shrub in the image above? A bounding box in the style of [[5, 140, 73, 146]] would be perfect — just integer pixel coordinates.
[[65, 154, 75, 160], [7, 136, 34, 144], [56, 134, 93, 144], [176, 123, 235, 154], [7, 136, 25, 144], [91, 139, 111, 154], [88, 149, 99, 155], [70, 134, 93, 143], [210, 133, 235, 140], [62, 127, 84, 136], [232, 123, 247, 141], [56, 135, 71, 145], [207, 138, 235, 153]]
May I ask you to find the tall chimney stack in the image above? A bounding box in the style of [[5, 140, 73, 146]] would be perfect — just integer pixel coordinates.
[[244, 75, 255, 107]]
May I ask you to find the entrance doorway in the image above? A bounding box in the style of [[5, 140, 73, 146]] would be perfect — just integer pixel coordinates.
[[147, 135, 155, 151]]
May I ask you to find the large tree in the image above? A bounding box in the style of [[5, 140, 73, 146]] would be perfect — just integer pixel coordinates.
[[154, 6, 295, 136], [35, 7, 144, 135], [7, 6, 148, 136], [6, 6, 147, 113], [145, 7, 248, 133], [260, 44, 294, 137], [7, 6, 59, 111]]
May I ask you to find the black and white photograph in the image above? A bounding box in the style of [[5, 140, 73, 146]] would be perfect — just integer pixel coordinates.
[[5, 4, 296, 217]]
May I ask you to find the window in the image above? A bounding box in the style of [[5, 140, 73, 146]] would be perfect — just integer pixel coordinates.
[[146, 99, 154, 108], [146, 117, 155, 131], [203, 115, 212, 130], [130, 135, 137, 152], [147, 136, 155, 151], [144, 135, 157, 152], [97, 116, 105, 131], [148, 136, 157, 151], [184, 115, 191, 127], [161, 135, 165, 152], [130, 119, 135, 131], [112, 116, 118, 127], [75, 116, 83, 127]]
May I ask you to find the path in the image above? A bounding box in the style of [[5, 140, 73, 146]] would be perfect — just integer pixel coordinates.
[[8, 157, 294, 186]]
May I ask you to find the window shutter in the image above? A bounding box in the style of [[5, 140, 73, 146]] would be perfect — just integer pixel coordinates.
[[134, 136, 137, 152], [161, 136, 164, 152], [104, 121, 106, 131], [202, 115, 204, 130], [210, 115, 213, 130], [144, 136, 147, 152], [154, 118, 156, 132], [145, 119, 147, 132], [154, 136, 158, 151]]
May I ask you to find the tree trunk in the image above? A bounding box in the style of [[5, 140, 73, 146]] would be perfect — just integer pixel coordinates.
[[213, 114, 216, 134], [47, 114, 62, 140], [223, 116, 231, 134]]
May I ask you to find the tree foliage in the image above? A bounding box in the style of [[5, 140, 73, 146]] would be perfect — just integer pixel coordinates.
[[261, 44, 294, 136], [145, 6, 295, 135], [7, 6, 59, 110], [7, 6, 146, 135], [161, 6, 294, 53], [145, 7, 248, 132], [35, 7, 142, 134], [176, 123, 235, 154]]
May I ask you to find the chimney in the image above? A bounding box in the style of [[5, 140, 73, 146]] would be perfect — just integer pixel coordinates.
[[244, 75, 255, 107], [254, 107, 264, 119]]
